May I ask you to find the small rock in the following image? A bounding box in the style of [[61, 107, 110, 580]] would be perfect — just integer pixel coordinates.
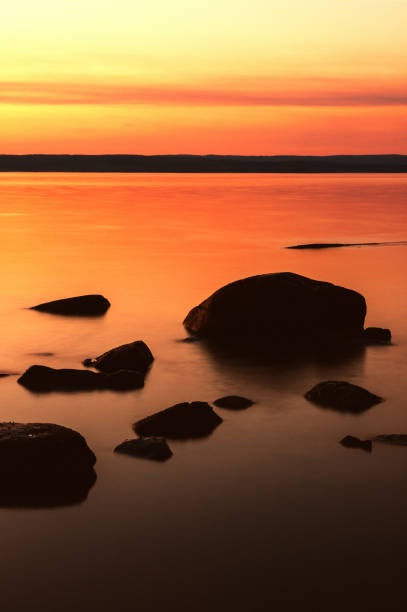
[[373, 434, 407, 446], [30, 294, 110, 316], [213, 396, 254, 410], [305, 381, 383, 413], [363, 327, 392, 343], [134, 402, 223, 439], [340, 435, 372, 452], [18, 365, 144, 392], [83, 340, 153, 374], [114, 437, 172, 461]]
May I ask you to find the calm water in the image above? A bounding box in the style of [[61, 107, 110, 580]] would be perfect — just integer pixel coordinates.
[[0, 173, 406, 611]]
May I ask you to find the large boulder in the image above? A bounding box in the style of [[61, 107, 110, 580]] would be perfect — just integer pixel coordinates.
[[18, 365, 144, 392], [30, 294, 110, 316], [0, 422, 96, 507], [114, 437, 173, 461], [83, 341, 153, 374], [305, 381, 383, 413], [183, 273, 367, 350], [133, 402, 223, 439]]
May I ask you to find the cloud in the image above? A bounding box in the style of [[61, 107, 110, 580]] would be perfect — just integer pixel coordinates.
[[1, 79, 406, 107]]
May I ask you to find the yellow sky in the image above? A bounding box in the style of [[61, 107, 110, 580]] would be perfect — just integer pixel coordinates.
[[1, 0, 406, 153]]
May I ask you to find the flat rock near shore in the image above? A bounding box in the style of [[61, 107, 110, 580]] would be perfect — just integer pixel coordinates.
[[30, 294, 110, 316]]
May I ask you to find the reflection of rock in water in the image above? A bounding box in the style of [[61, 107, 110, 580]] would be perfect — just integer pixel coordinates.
[[30, 294, 110, 316], [134, 402, 223, 439], [0, 422, 97, 508], [305, 381, 383, 413]]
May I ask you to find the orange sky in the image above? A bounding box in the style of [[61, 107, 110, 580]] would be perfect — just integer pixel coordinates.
[[1, 0, 406, 154]]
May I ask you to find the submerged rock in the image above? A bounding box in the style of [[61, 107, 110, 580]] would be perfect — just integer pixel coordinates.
[[114, 437, 173, 461], [83, 340, 153, 374], [30, 294, 110, 316], [18, 365, 144, 392], [340, 435, 372, 452], [363, 327, 392, 344], [183, 272, 366, 351], [373, 434, 407, 446], [134, 402, 223, 439], [305, 381, 383, 413], [213, 395, 254, 410], [0, 422, 96, 507]]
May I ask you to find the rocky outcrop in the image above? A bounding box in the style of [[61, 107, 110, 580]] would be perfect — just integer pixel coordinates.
[[183, 273, 367, 350], [340, 435, 372, 451], [83, 341, 153, 374], [213, 396, 254, 410], [0, 422, 96, 507], [114, 437, 173, 461], [30, 294, 110, 316], [305, 381, 383, 413], [134, 402, 223, 439], [18, 365, 144, 391]]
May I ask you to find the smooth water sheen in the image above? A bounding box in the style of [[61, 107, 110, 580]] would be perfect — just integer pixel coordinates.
[[0, 173, 406, 611]]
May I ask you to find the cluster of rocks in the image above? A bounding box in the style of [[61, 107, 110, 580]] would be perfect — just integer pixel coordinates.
[[1, 272, 399, 504]]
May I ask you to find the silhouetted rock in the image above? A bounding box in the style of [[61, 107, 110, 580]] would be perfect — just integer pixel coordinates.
[[305, 381, 383, 413], [134, 402, 223, 439], [18, 365, 144, 392], [30, 294, 110, 316], [114, 437, 173, 461], [373, 434, 407, 446], [286, 242, 380, 250], [183, 273, 366, 351], [340, 435, 372, 452], [363, 327, 392, 343], [0, 422, 96, 507], [83, 340, 153, 374], [213, 395, 254, 410]]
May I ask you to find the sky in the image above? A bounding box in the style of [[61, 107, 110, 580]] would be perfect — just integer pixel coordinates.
[[1, 0, 406, 154]]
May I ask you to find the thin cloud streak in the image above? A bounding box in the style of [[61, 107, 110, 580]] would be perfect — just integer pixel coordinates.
[[1, 80, 407, 107]]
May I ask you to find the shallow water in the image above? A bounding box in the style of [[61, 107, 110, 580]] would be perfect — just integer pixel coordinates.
[[0, 173, 406, 611]]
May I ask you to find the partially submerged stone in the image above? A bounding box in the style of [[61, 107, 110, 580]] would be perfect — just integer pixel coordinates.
[[363, 327, 392, 344], [183, 273, 367, 351], [213, 396, 254, 410], [373, 434, 407, 446], [340, 435, 372, 452], [83, 340, 153, 374], [134, 402, 223, 439], [30, 294, 110, 316], [305, 381, 383, 413], [0, 422, 96, 507], [18, 365, 144, 392], [114, 437, 173, 461]]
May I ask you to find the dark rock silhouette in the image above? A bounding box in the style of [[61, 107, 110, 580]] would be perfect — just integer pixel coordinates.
[[286, 241, 407, 250], [340, 435, 372, 452], [134, 402, 223, 439], [31, 294, 110, 316], [114, 437, 173, 461], [18, 365, 144, 392], [213, 396, 254, 410], [305, 381, 383, 413], [363, 327, 392, 343], [83, 340, 153, 374], [183, 273, 366, 351], [0, 422, 96, 507], [373, 434, 407, 446]]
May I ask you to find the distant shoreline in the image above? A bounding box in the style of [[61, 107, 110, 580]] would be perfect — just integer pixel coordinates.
[[0, 154, 406, 173]]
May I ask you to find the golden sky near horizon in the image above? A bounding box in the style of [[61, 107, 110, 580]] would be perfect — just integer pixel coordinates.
[[1, 0, 406, 154]]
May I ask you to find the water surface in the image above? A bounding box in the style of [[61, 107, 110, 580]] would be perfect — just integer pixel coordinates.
[[0, 173, 406, 611]]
